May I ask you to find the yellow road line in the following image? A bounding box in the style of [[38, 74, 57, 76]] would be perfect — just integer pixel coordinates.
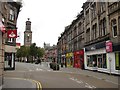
[[5, 77, 42, 90]]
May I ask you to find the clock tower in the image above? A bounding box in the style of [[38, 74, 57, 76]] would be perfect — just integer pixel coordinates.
[[24, 18, 32, 46]]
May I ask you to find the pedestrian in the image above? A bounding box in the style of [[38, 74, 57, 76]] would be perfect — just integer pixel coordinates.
[[37, 58, 41, 65]]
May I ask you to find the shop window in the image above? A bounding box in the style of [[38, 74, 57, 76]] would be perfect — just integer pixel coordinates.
[[115, 52, 120, 70], [98, 54, 102, 68], [98, 54, 107, 68], [87, 55, 97, 67], [87, 55, 91, 67], [103, 54, 107, 68]]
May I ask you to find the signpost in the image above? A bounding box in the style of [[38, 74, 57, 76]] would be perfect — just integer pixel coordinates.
[[109, 57, 112, 75]]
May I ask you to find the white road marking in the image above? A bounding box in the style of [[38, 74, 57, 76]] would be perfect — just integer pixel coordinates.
[[36, 68, 43, 71], [69, 77, 96, 88]]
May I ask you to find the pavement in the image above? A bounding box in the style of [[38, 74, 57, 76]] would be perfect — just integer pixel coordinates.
[[44, 62, 120, 86], [2, 77, 37, 90]]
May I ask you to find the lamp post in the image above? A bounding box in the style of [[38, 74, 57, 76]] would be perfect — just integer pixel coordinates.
[[109, 57, 112, 75]]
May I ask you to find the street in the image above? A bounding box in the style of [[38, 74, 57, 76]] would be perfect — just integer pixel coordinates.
[[3, 62, 119, 89]]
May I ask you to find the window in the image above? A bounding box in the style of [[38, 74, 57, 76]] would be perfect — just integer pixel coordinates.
[[8, 38, 13, 42], [86, 10, 89, 24], [27, 34, 30, 42], [99, 2, 106, 13], [86, 28, 90, 42], [115, 52, 120, 70], [98, 54, 107, 68], [92, 24, 97, 40], [119, 17, 120, 33], [91, 3, 96, 20], [103, 18, 106, 36], [73, 26, 77, 37], [111, 19, 117, 37], [78, 22, 81, 34], [87, 55, 97, 67], [99, 20, 102, 37], [99, 18, 107, 37], [9, 9, 14, 21]]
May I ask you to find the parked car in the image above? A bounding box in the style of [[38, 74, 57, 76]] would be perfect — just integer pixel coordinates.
[[49, 61, 59, 70]]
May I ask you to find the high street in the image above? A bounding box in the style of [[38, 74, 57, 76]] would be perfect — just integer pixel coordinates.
[[3, 62, 119, 89]]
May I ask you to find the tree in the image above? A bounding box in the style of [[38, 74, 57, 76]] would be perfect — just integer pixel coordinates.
[[16, 45, 30, 62], [16, 43, 45, 63], [29, 43, 38, 62], [37, 47, 45, 58]]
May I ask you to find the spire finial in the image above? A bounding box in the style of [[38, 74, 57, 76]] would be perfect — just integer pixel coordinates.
[[28, 18, 30, 21]]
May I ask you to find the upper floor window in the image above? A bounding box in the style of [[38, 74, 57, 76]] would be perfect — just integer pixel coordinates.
[[103, 18, 106, 36], [99, 2, 106, 13], [86, 28, 90, 42], [91, 3, 96, 20], [92, 24, 97, 40], [111, 19, 117, 37], [78, 22, 81, 34], [86, 10, 89, 24], [74, 26, 77, 37], [99, 18, 106, 37], [9, 9, 14, 21], [118, 17, 120, 32]]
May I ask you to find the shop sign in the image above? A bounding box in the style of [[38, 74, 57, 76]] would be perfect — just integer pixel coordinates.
[[106, 41, 112, 52], [7, 30, 17, 38], [69, 53, 73, 57]]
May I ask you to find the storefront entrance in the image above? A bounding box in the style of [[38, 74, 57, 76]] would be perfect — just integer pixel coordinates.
[[4, 53, 15, 70], [74, 50, 84, 69]]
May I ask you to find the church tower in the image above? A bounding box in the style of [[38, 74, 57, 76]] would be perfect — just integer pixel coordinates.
[[24, 18, 32, 46]]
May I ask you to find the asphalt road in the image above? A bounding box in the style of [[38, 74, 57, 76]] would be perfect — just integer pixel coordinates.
[[4, 62, 119, 89]]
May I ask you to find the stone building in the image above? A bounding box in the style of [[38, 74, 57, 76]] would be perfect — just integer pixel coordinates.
[[57, 1, 120, 75], [83, 1, 110, 72], [0, 0, 22, 88], [24, 18, 32, 47], [107, 1, 120, 74], [0, 1, 4, 88]]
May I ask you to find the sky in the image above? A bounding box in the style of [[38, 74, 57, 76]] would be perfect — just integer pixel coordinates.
[[16, 0, 85, 47]]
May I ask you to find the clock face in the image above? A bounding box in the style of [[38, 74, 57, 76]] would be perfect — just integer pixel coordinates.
[[27, 34, 29, 36]]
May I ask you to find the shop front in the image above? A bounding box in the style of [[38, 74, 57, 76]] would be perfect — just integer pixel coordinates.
[[84, 41, 108, 72], [111, 43, 120, 75], [61, 54, 66, 67], [74, 50, 84, 69], [84, 41, 120, 75], [4, 45, 16, 70], [66, 52, 73, 67]]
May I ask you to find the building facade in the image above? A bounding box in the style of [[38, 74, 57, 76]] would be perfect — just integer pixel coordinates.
[[57, 1, 120, 75], [0, 1, 4, 88], [1, 1, 22, 70], [0, 0, 22, 88], [24, 18, 32, 47], [107, 1, 120, 74]]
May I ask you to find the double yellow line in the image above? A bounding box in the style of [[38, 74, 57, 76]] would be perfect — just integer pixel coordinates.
[[6, 77, 42, 90], [32, 79, 42, 90]]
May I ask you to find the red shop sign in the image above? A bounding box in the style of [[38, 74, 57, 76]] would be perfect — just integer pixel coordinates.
[[7, 30, 17, 38], [106, 41, 112, 52]]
